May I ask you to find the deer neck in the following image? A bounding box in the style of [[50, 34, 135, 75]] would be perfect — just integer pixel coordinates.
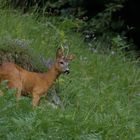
[[44, 64, 61, 88]]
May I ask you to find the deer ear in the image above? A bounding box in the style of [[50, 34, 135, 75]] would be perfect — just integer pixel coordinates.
[[66, 54, 76, 61], [56, 47, 64, 59]]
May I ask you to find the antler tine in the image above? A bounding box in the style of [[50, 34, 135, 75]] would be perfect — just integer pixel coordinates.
[[60, 44, 64, 52]]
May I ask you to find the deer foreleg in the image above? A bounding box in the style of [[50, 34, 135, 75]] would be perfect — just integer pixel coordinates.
[[16, 88, 21, 101], [32, 94, 41, 107]]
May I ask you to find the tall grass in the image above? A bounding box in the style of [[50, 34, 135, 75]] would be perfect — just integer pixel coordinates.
[[0, 10, 140, 140]]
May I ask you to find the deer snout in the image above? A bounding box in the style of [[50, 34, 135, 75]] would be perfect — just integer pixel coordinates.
[[64, 69, 70, 74]]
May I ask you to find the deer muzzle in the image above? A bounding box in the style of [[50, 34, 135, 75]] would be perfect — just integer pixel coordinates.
[[64, 69, 70, 74]]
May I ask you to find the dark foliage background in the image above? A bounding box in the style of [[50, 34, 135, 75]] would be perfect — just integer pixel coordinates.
[[1, 0, 140, 50]]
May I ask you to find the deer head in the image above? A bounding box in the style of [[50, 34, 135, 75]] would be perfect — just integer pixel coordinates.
[[55, 47, 75, 74]]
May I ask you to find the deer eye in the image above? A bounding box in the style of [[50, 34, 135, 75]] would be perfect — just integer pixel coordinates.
[[59, 61, 64, 64]]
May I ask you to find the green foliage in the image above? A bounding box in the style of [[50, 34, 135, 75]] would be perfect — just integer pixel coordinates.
[[111, 35, 130, 50], [0, 9, 140, 140], [89, 2, 123, 33], [0, 0, 86, 17]]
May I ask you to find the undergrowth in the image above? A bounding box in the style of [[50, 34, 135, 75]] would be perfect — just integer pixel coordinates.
[[0, 10, 140, 140]]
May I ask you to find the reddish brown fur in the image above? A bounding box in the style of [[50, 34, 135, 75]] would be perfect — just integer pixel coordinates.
[[0, 48, 75, 106]]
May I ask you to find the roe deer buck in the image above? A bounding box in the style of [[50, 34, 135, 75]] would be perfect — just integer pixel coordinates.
[[0, 48, 75, 106]]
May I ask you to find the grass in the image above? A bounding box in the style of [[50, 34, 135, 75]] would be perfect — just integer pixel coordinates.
[[0, 10, 140, 140]]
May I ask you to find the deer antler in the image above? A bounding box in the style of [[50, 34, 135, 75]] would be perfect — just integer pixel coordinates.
[[65, 46, 69, 57], [56, 45, 64, 59], [60, 44, 70, 57], [61, 44, 64, 50]]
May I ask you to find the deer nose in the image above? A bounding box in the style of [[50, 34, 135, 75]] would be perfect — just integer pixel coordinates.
[[64, 69, 70, 74]]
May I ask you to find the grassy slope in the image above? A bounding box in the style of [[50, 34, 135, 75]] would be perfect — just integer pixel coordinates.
[[0, 10, 140, 140]]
